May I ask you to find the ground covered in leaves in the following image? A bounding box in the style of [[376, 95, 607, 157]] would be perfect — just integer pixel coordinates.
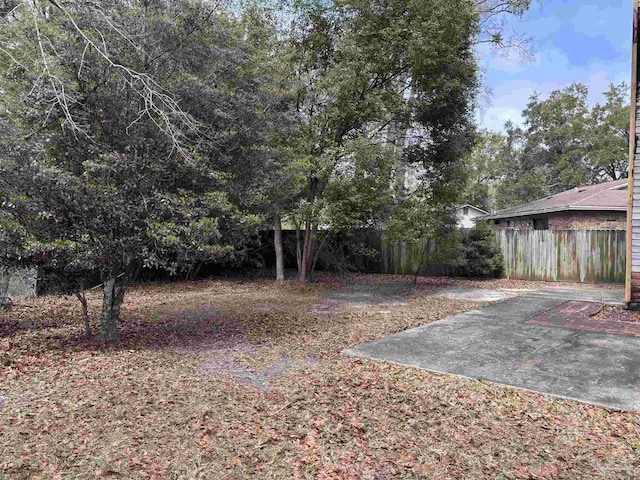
[[592, 306, 640, 324], [0, 275, 638, 479]]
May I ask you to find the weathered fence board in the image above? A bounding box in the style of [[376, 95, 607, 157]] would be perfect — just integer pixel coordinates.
[[370, 230, 625, 282], [0, 268, 37, 303], [498, 230, 625, 283], [379, 237, 446, 275], [361, 232, 462, 277]]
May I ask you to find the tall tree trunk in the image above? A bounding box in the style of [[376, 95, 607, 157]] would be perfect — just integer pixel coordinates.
[[99, 275, 125, 341], [308, 223, 320, 282], [0, 269, 9, 308], [274, 213, 285, 281], [298, 220, 313, 283], [388, 73, 412, 197], [294, 218, 302, 274]]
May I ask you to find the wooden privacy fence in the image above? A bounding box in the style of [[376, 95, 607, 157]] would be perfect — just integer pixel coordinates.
[[377, 238, 456, 276], [350, 232, 460, 276], [353, 229, 625, 283], [497, 230, 625, 283]]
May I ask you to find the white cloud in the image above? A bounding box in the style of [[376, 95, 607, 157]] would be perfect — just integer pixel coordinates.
[[478, 68, 631, 132], [474, 1, 631, 132], [485, 51, 540, 75], [584, 70, 615, 103], [571, 4, 625, 39], [536, 48, 570, 69], [476, 106, 523, 132], [477, 79, 565, 131], [477, 35, 631, 133]]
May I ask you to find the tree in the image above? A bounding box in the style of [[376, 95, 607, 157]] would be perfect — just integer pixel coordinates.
[[211, 4, 297, 282], [473, 0, 532, 54], [267, 0, 480, 282], [589, 83, 630, 182], [385, 198, 462, 283], [527, 84, 594, 191], [460, 129, 510, 211], [492, 121, 549, 209], [0, 0, 275, 339], [477, 83, 630, 209]]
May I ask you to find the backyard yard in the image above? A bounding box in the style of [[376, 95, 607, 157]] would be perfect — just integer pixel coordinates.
[[0, 275, 639, 479]]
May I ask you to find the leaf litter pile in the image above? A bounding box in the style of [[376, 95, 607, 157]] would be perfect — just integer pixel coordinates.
[[1, 275, 638, 479], [592, 306, 640, 324]]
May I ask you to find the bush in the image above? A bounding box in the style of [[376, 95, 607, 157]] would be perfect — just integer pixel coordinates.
[[454, 222, 503, 278]]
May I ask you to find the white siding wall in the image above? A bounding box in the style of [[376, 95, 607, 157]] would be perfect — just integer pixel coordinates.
[[631, 79, 640, 294], [456, 207, 485, 229]]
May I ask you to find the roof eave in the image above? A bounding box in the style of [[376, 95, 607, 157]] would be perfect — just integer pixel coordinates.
[[479, 205, 627, 221], [456, 204, 489, 214]]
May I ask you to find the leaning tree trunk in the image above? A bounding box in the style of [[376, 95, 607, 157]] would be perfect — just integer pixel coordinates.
[[75, 289, 91, 337], [298, 220, 313, 283], [295, 221, 302, 273], [99, 276, 126, 341], [274, 213, 285, 281]]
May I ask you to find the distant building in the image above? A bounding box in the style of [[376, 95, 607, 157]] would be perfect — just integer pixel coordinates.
[[456, 204, 488, 229], [480, 179, 627, 231]]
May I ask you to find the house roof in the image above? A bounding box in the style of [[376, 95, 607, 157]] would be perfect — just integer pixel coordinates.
[[456, 204, 489, 215], [481, 179, 628, 221]]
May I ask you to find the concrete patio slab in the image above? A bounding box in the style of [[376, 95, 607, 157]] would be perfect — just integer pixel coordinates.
[[525, 288, 625, 306], [344, 288, 640, 411], [429, 287, 524, 302], [430, 286, 625, 305]]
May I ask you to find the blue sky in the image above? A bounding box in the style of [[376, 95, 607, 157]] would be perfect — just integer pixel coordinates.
[[477, 0, 632, 132]]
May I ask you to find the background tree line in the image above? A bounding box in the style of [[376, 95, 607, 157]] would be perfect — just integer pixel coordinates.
[[462, 82, 630, 212]]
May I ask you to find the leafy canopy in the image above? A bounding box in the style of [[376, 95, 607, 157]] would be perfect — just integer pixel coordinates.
[[0, 0, 278, 285]]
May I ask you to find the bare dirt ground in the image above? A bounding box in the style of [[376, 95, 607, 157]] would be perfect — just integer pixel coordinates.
[[0, 275, 637, 479]]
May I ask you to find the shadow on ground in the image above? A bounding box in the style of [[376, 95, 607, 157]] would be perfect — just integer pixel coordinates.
[[321, 277, 413, 307]]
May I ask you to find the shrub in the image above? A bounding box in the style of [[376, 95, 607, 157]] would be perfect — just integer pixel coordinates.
[[454, 222, 503, 278]]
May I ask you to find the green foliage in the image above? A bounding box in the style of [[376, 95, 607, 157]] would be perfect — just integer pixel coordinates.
[[589, 83, 630, 182], [322, 139, 395, 231], [417, 226, 462, 277], [247, 0, 529, 281], [0, 0, 287, 337], [0, 0, 532, 338], [311, 230, 379, 275], [466, 83, 630, 211], [460, 130, 511, 211], [384, 197, 460, 246], [452, 222, 503, 278], [269, 0, 479, 278], [0, 0, 273, 277]]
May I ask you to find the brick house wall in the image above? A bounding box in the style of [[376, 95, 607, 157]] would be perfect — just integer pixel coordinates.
[[492, 211, 626, 231], [548, 212, 626, 230]]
